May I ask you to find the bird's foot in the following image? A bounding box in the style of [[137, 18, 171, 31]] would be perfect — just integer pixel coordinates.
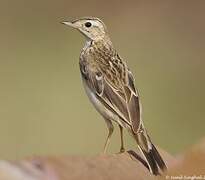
[[116, 148, 126, 154]]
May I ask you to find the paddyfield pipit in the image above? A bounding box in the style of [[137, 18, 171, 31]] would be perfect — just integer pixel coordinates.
[[62, 17, 167, 175]]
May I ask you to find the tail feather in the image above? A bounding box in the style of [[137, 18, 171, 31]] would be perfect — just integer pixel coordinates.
[[135, 131, 167, 175], [151, 143, 167, 172], [138, 143, 167, 175], [139, 146, 159, 175]]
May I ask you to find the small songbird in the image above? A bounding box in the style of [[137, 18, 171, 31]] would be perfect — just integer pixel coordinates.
[[62, 17, 167, 175]]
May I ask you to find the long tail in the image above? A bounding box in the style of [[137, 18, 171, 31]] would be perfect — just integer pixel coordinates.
[[134, 131, 167, 175]]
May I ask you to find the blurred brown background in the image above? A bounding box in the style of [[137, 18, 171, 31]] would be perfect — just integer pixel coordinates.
[[0, 0, 204, 159]]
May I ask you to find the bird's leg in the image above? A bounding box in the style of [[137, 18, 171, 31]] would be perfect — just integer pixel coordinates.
[[119, 125, 125, 153], [103, 120, 114, 154]]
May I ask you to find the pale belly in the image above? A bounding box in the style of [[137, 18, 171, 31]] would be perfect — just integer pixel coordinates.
[[82, 78, 120, 123], [82, 78, 133, 139], [81, 77, 133, 135]]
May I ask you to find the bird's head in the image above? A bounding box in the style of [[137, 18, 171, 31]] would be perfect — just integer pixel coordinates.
[[62, 17, 108, 41]]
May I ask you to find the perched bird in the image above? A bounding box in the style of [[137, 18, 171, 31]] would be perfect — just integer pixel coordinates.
[[62, 17, 167, 175]]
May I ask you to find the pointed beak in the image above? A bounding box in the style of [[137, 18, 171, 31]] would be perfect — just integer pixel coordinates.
[[61, 21, 77, 28]]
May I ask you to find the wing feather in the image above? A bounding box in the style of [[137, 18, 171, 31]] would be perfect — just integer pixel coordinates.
[[80, 57, 141, 134]]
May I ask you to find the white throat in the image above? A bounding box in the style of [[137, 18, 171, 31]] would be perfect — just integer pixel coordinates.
[[83, 40, 92, 50]]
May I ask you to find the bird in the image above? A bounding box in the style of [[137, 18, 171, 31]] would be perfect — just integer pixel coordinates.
[[62, 17, 167, 175]]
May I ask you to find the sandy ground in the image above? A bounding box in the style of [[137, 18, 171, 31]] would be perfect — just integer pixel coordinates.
[[0, 139, 204, 180]]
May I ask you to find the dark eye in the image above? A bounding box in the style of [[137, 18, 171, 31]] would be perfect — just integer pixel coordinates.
[[85, 22, 92, 28]]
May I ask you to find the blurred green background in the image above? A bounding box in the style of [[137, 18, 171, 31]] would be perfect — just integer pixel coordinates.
[[0, 0, 204, 159]]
